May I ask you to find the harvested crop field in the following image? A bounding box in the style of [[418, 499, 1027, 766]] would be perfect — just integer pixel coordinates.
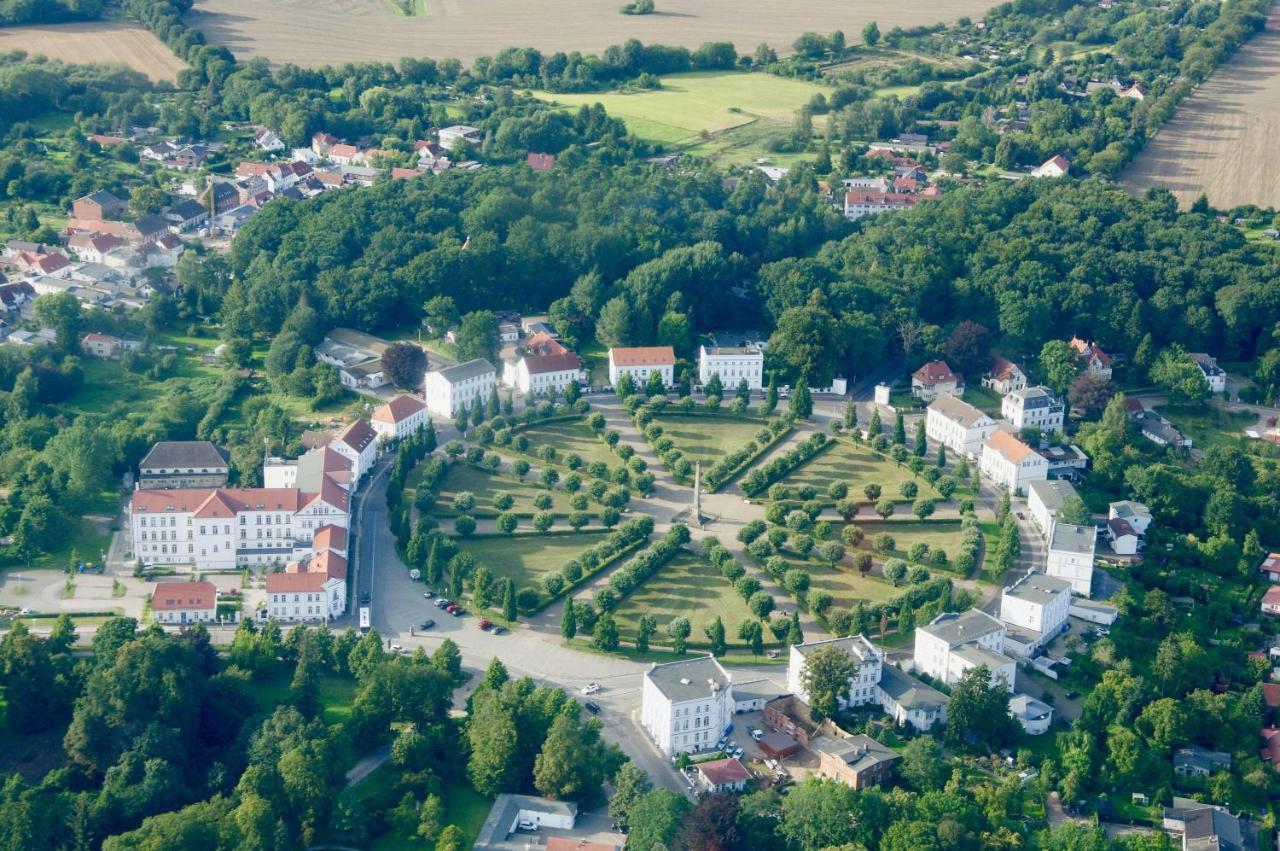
[[189, 0, 996, 67], [0, 22, 187, 82], [1122, 17, 1280, 208]]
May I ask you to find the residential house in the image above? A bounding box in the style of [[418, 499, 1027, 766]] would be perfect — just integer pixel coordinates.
[[875, 663, 949, 731], [999, 571, 1072, 658], [1263, 586, 1280, 616], [1133, 411, 1192, 449], [72, 190, 125, 220], [641, 655, 735, 756], [1032, 154, 1071, 177], [914, 609, 1015, 692], [80, 332, 140, 359], [608, 346, 676, 389], [1009, 694, 1054, 735], [925, 395, 999, 459], [1046, 523, 1096, 595], [253, 128, 285, 152], [699, 344, 764, 391], [911, 360, 963, 401], [311, 132, 340, 156], [1002, 385, 1064, 433], [0, 281, 35, 312], [526, 152, 555, 171], [370, 395, 430, 443], [424, 358, 497, 419], [330, 420, 377, 481], [150, 580, 217, 625], [812, 735, 898, 789], [1036, 443, 1090, 480], [787, 635, 883, 709], [980, 429, 1048, 495], [265, 539, 347, 621], [1188, 352, 1227, 393], [1259, 553, 1280, 583], [498, 321, 520, 344], [163, 199, 208, 232], [474, 795, 578, 851], [67, 233, 123, 263], [983, 356, 1028, 396], [1109, 500, 1152, 536], [693, 758, 752, 794], [20, 251, 72, 277], [843, 190, 921, 220], [138, 441, 229, 490], [263, 445, 354, 493], [438, 125, 482, 151], [129, 483, 349, 570], [503, 333, 581, 397], [1107, 518, 1141, 556], [1070, 337, 1113, 379], [1173, 746, 1232, 777], [1026, 479, 1079, 537], [340, 359, 389, 390], [1162, 798, 1249, 851], [203, 182, 241, 216]]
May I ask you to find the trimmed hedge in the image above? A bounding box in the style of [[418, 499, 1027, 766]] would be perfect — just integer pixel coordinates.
[[740, 432, 831, 496]]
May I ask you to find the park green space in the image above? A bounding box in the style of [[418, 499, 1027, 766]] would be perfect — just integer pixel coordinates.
[[649, 413, 770, 468], [612, 552, 759, 648], [354, 762, 491, 851], [249, 671, 358, 727], [459, 530, 610, 592], [531, 71, 826, 146], [778, 439, 941, 503], [772, 551, 898, 611], [429, 463, 585, 517], [854, 519, 968, 565], [1155, 404, 1257, 452], [515, 418, 620, 471]]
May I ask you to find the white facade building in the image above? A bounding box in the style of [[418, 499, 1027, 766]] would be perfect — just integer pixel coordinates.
[[699, 345, 764, 391], [641, 656, 735, 756], [330, 420, 377, 481], [999, 572, 1073, 658], [371, 395, 430, 443], [1026, 479, 1080, 538], [151, 580, 217, 624], [913, 610, 1015, 692], [983, 356, 1027, 396], [438, 125, 482, 150], [503, 352, 581, 396], [1108, 500, 1152, 536], [608, 346, 675, 389], [1002, 385, 1064, 433], [1188, 353, 1226, 393], [266, 531, 348, 622], [1009, 694, 1054, 735], [980, 429, 1049, 495], [926, 395, 999, 459], [1046, 523, 1097, 596], [787, 635, 883, 709], [424, 358, 496, 419], [875, 664, 949, 732]]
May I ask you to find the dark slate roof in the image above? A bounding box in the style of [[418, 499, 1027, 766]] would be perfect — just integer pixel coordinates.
[[139, 441, 228, 472]]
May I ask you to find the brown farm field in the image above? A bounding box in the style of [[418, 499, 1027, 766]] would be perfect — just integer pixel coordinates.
[[0, 22, 187, 82], [189, 0, 997, 67], [1122, 16, 1280, 208]]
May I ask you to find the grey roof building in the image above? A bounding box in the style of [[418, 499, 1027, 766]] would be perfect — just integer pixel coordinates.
[[474, 794, 579, 850], [1163, 797, 1248, 850], [1050, 522, 1096, 555], [137, 441, 229, 490], [435, 357, 497, 383], [645, 655, 731, 702]]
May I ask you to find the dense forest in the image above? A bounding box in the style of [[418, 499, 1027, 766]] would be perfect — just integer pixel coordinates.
[[0, 0, 101, 26]]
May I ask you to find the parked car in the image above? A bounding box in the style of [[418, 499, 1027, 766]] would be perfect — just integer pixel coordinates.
[[445, 604, 459, 614], [582, 682, 601, 695], [491, 626, 508, 635], [389, 643, 405, 653], [422, 590, 436, 599], [584, 701, 601, 715], [420, 619, 435, 630], [478, 619, 493, 630], [359, 592, 371, 605], [750, 728, 764, 742], [435, 598, 451, 609], [451, 606, 466, 617]]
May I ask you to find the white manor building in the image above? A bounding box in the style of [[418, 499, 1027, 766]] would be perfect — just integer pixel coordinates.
[[1026, 479, 1080, 538], [999, 571, 1073, 658], [1047, 523, 1097, 596], [424, 358, 496, 418], [641, 655, 736, 756], [699, 344, 764, 391], [980, 429, 1048, 495], [787, 635, 884, 709], [914, 610, 1016, 692], [925, 395, 999, 459], [371, 395, 430, 443], [608, 346, 675, 389], [151, 580, 217, 625], [265, 525, 348, 622], [502, 333, 582, 397], [1002, 385, 1064, 434]]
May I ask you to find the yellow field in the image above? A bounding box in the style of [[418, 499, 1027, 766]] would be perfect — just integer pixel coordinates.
[[190, 0, 997, 67], [1122, 19, 1280, 208], [0, 22, 187, 83]]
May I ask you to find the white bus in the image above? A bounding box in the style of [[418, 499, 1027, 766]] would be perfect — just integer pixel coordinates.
[[359, 607, 370, 633]]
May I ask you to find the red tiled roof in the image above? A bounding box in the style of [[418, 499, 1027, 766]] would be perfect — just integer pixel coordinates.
[[526, 331, 568, 356], [236, 161, 273, 178], [913, 360, 961, 385], [1261, 553, 1280, 575], [845, 190, 918, 209], [986, 430, 1035, 464], [329, 144, 359, 159], [1262, 727, 1280, 767], [312, 524, 348, 554], [152, 580, 216, 611], [1264, 586, 1280, 607], [696, 757, 752, 785], [611, 346, 675, 367], [372, 394, 427, 424], [1262, 683, 1280, 708], [527, 152, 555, 171], [267, 571, 328, 593], [524, 351, 581, 375], [988, 356, 1022, 381], [1070, 337, 1113, 366], [390, 168, 421, 180], [337, 420, 376, 453], [131, 488, 311, 516]]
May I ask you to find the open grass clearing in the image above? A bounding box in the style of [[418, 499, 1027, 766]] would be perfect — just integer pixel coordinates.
[[516, 418, 620, 471], [248, 671, 357, 727], [770, 551, 898, 611], [650, 412, 771, 469], [352, 762, 492, 851], [0, 21, 187, 82], [428, 463, 588, 517], [962, 385, 1004, 417], [854, 519, 969, 565], [459, 530, 611, 592], [778, 440, 941, 503], [612, 551, 761, 648], [1155, 404, 1260, 453]]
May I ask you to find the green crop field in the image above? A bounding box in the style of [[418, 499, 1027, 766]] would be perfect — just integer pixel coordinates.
[[780, 440, 941, 503], [613, 552, 760, 647], [533, 71, 826, 146], [460, 531, 610, 592]]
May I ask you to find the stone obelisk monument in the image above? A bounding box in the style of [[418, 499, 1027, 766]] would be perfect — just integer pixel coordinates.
[[693, 461, 704, 528]]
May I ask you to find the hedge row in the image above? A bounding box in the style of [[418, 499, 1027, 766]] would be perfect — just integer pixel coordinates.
[[740, 432, 831, 496], [597, 524, 691, 606], [538, 516, 657, 601]]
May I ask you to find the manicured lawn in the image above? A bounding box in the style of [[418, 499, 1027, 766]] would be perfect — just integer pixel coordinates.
[[459, 531, 611, 593], [248, 671, 357, 726], [612, 552, 761, 648], [962, 385, 1004, 416], [807, 563, 899, 611], [650, 414, 770, 468], [358, 763, 493, 851], [1156, 404, 1260, 452], [854, 520, 969, 565], [533, 71, 827, 146], [517, 418, 620, 471], [780, 440, 941, 503], [430, 463, 586, 517]]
